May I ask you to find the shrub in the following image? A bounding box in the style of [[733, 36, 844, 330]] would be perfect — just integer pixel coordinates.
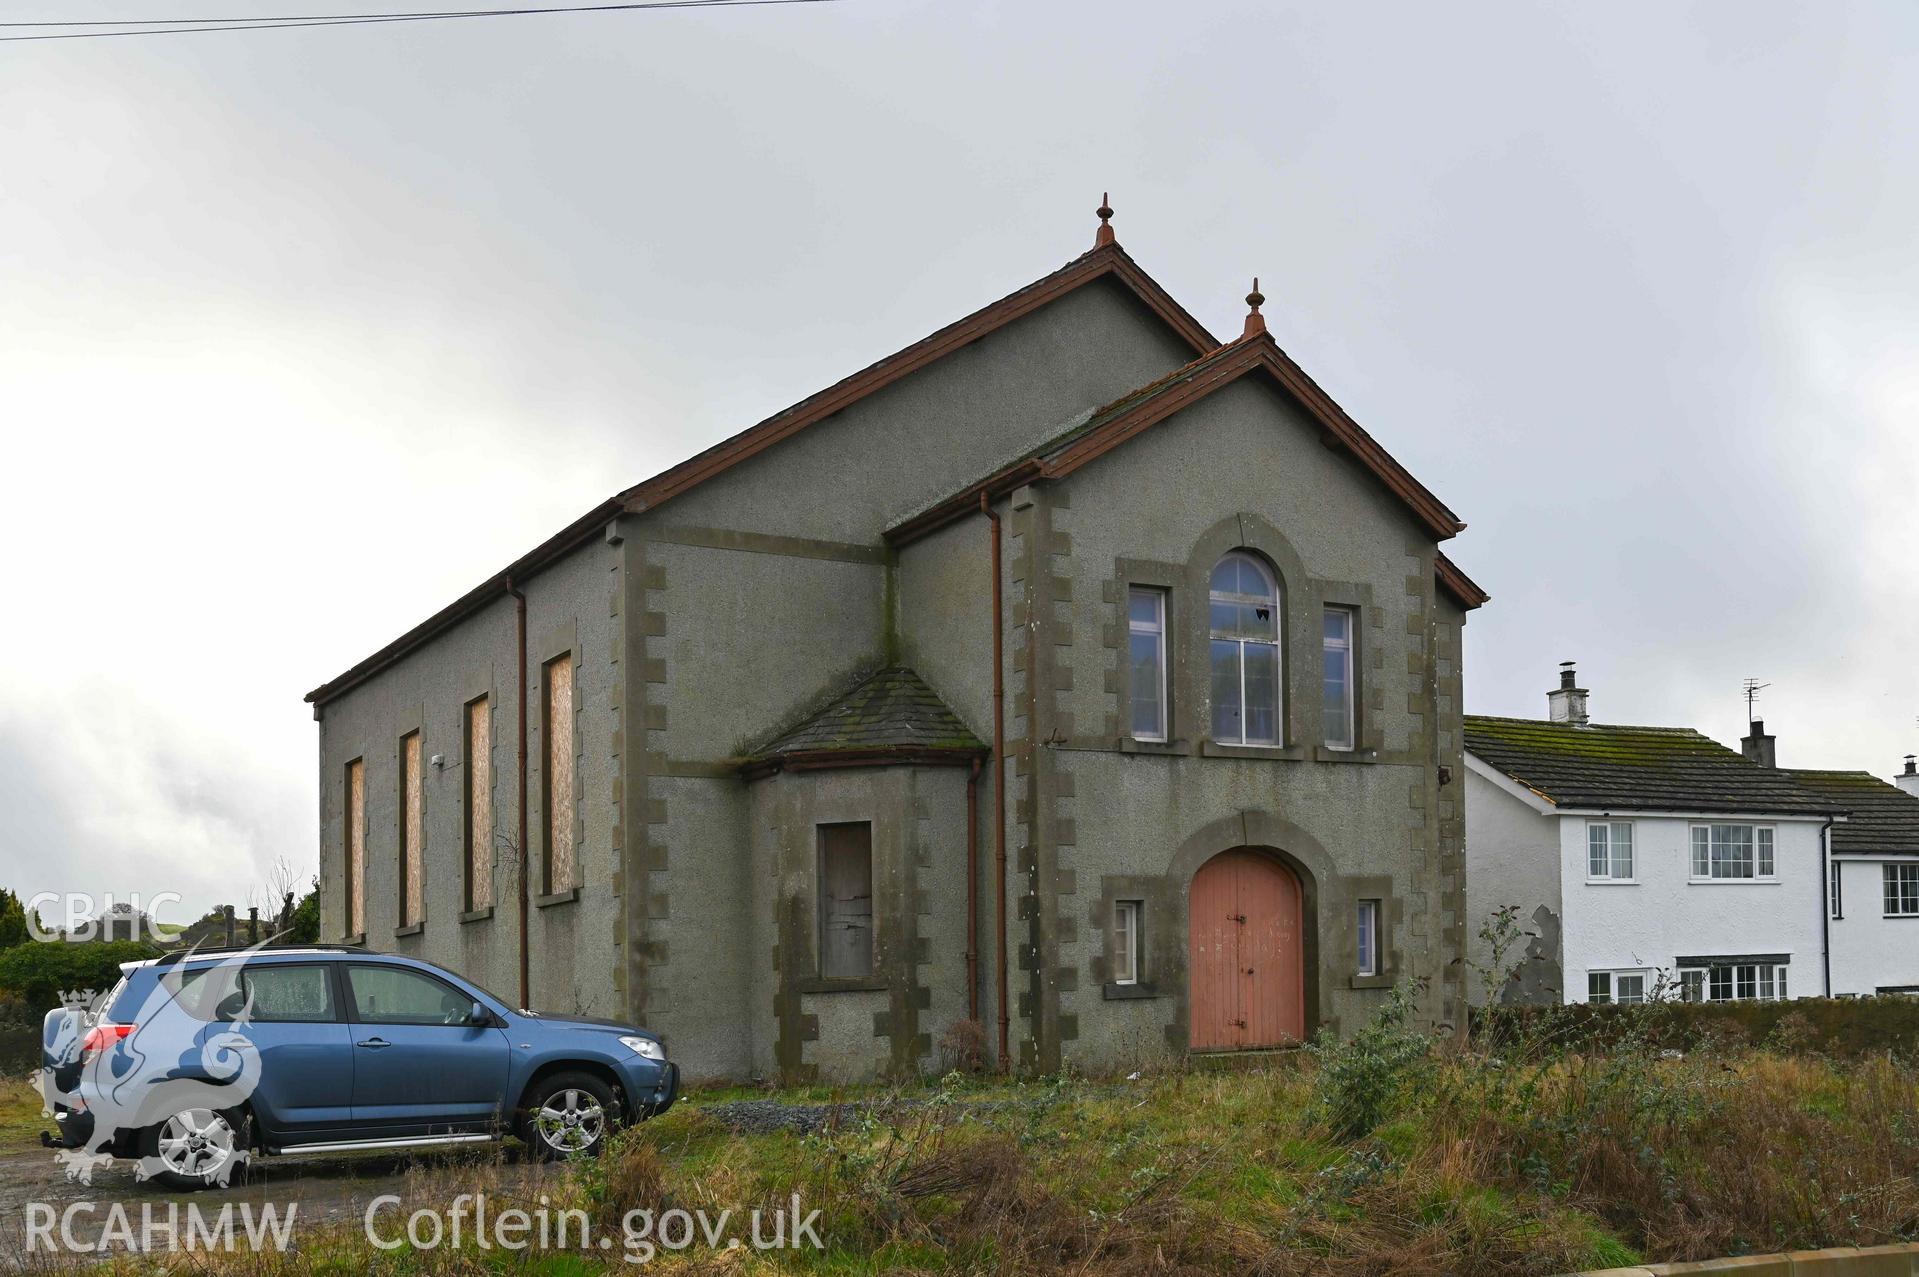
[[0, 939, 158, 1012], [1309, 981, 1435, 1140]]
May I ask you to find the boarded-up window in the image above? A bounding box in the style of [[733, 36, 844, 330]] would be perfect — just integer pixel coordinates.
[[465, 696, 492, 911], [399, 732, 424, 927], [345, 759, 366, 938], [543, 655, 575, 894], [818, 822, 873, 979]]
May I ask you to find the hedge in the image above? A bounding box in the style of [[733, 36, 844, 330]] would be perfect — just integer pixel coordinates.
[[1474, 994, 1919, 1058]]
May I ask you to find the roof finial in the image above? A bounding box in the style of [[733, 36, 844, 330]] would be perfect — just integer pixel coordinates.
[[1094, 192, 1115, 248], [1242, 276, 1267, 338]]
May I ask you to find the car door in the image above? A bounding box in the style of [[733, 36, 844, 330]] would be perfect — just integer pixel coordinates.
[[233, 962, 355, 1143], [343, 963, 510, 1136]]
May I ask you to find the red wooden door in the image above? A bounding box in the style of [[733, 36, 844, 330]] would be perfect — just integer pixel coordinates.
[[1188, 849, 1305, 1050]]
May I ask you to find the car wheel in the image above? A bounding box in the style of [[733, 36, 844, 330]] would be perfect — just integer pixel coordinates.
[[522, 1072, 618, 1161], [142, 1107, 249, 1190]]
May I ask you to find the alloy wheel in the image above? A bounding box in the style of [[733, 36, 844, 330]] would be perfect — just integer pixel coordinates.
[[534, 1088, 605, 1154], [156, 1109, 238, 1181]]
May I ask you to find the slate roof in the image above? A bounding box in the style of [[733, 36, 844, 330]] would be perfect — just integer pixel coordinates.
[[750, 666, 985, 766], [1463, 715, 1841, 816], [1784, 770, 1919, 855]]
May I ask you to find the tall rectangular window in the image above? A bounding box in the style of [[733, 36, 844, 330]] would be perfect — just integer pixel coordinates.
[[1690, 824, 1773, 880], [1321, 607, 1356, 750], [344, 758, 366, 938], [543, 654, 575, 894], [1356, 899, 1380, 976], [464, 696, 492, 912], [1587, 821, 1634, 881], [1127, 588, 1167, 742], [818, 822, 873, 979], [1886, 863, 1919, 916], [1830, 859, 1843, 920], [1112, 900, 1141, 985], [399, 732, 424, 927]]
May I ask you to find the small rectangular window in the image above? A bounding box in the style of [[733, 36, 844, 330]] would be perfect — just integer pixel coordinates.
[[1356, 899, 1380, 977], [1321, 607, 1356, 750], [1587, 971, 1612, 1003], [1709, 966, 1733, 1001], [1113, 900, 1141, 985], [819, 822, 874, 979], [1587, 821, 1634, 880], [399, 731, 424, 928], [1736, 964, 1758, 1000], [1830, 859, 1843, 920], [344, 758, 366, 939], [464, 696, 493, 912], [1680, 970, 1704, 1003], [1127, 589, 1167, 742], [1777, 965, 1788, 1000], [1615, 973, 1647, 1005], [1886, 864, 1919, 916], [543, 654, 575, 894]]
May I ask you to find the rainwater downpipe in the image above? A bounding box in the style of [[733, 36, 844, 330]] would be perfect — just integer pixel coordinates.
[[965, 756, 981, 1024], [1819, 814, 1835, 997], [981, 490, 1009, 1071], [508, 576, 530, 1012]]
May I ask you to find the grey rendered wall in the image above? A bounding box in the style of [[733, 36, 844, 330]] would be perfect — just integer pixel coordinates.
[[1461, 767, 1564, 1004], [997, 373, 1467, 1071], [315, 532, 626, 1020], [746, 765, 973, 1082], [613, 533, 890, 1080], [647, 278, 1199, 544]]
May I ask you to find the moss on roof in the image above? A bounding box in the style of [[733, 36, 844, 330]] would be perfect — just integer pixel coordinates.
[[1464, 715, 1839, 816], [751, 666, 985, 762]]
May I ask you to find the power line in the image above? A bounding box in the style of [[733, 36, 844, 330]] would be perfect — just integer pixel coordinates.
[[0, 0, 838, 42]]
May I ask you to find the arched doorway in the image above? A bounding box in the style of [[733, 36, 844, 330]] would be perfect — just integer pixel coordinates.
[[1188, 848, 1306, 1050]]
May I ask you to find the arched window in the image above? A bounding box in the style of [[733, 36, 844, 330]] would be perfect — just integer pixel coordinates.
[[1209, 551, 1281, 744]]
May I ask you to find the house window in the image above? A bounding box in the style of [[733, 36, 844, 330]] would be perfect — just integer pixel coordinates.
[[1830, 859, 1843, 920], [1688, 824, 1776, 881], [1113, 900, 1142, 985], [1681, 963, 1789, 1002], [1209, 552, 1281, 746], [1356, 899, 1380, 977], [818, 822, 874, 979], [344, 758, 366, 939], [399, 731, 424, 928], [1885, 864, 1919, 917], [1587, 970, 1647, 1005], [1321, 607, 1356, 750], [464, 696, 492, 912], [1587, 821, 1634, 881], [1127, 588, 1168, 742], [543, 654, 575, 894]]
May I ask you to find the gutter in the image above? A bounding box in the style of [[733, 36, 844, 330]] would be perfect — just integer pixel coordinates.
[[982, 491, 1009, 1072]]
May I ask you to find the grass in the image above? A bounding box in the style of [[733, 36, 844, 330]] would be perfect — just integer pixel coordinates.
[[0, 1075, 45, 1144], [10, 1000, 1919, 1275]]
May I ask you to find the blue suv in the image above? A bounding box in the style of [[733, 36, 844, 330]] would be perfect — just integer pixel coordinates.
[[40, 945, 677, 1189]]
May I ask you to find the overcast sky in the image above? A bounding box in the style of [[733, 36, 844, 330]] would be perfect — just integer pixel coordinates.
[[2, 2, 1915, 921]]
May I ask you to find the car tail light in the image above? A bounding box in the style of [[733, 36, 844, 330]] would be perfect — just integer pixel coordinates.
[[79, 1023, 134, 1056]]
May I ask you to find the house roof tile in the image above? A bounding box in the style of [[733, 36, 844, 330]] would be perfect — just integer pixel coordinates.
[[1784, 770, 1919, 855], [1464, 715, 1840, 816]]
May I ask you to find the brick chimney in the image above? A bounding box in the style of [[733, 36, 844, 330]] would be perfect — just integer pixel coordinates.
[[1548, 661, 1589, 726], [1741, 719, 1777, 769], [1898, 755, 1919, 799]]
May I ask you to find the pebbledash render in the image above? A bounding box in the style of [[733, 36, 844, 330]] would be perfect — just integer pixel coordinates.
[[306, 204, 1487, 1082]]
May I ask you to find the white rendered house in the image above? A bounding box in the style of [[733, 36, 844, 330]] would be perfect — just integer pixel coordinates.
[[1464, 666, 1919, 1005]]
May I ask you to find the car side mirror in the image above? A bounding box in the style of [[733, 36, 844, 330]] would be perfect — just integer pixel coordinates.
[[468, 1001, 489, 1026]]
